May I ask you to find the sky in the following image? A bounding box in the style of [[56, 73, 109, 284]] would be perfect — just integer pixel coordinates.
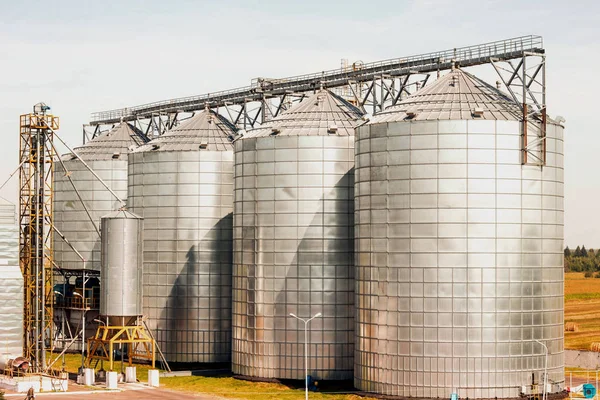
[[0, 0, 598, 246]]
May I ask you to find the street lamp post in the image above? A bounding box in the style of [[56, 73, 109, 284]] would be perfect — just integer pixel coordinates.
[[289, 312, 322, 400], [535, 339, 548, 400]]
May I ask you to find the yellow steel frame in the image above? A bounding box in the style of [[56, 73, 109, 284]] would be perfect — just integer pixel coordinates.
[[19, 112, 58, 371], [86, 323, 156, 371]]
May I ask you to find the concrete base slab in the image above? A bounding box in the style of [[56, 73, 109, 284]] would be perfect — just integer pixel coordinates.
[[0, 374, 68, 393]]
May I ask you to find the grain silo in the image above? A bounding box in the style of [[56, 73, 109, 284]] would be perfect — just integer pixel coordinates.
[[354, 69, 564, 398], [128, 110, 235, 363], [100, 209, 143, 319], [0, 198, 23, 369], [54, 123, 147, 271], [232, 90, 362, 380]]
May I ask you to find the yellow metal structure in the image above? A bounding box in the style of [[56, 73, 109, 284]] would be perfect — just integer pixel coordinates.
[[19, 106, 58, 372], [86, 321, 155, 371]]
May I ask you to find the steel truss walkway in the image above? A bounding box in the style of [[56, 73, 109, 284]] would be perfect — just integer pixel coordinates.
[[87, 35, 546, 165]]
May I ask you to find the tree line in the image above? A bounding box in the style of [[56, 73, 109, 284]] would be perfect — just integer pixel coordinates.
[[564, 245, 600, 276]]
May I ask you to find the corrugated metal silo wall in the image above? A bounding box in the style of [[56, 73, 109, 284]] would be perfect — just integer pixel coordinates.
[[0, 202, 23, 368], [232, 135, 355, 380], [128, 150, 233, 363], [354, 119, 564, 398], [100, 213, 143, 317], [54, 159, 128, 271]]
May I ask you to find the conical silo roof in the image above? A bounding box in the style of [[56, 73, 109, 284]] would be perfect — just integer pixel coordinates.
[[68, 123, 148, 161], [372, 69, 522, 123], [101, 208, 142, 220], [134, 110, 235, 152], [243, 89, 364, 138]]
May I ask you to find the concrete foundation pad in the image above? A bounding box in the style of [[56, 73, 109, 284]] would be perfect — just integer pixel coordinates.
[[106, 371, 118, 390], [0, 374, 69, 393], [125, 366, 136, 383], [148, 369, 159, 387]]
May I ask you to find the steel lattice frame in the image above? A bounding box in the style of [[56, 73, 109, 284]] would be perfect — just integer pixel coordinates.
[[86, 318, 155, 371], [19, 111, 58, 371], [490, 52, 547, 166], [84, 35, 546, 142]]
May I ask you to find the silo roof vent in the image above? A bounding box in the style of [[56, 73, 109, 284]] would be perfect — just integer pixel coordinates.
[[327, 124, 338, 134], [472, 107, 484, 117]]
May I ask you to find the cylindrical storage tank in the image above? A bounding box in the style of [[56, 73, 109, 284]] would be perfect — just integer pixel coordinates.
[[0, 199, 23, 368], [354, 69, 564, 398], [100, 210, 143, 317], [54, 123, 147, 271], [232, 90, 363, 380], [128, 110, 235, 363]]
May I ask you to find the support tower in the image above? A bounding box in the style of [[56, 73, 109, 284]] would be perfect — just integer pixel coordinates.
[[19, 103, 58, 371]]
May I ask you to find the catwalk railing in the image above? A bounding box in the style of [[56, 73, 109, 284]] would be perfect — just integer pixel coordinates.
[[89, 35, 544, 128]]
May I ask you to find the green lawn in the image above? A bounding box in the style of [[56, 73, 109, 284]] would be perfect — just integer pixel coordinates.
[[161, 376, 376, 400], [50, 352, 374, 399]]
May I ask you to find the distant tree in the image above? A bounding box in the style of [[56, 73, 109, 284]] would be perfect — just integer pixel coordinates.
[[589, 248, 596, 257], [582, 245, 588, 257], [569, 257, 584, 272], [583, 257, 596, 272], [564, 246, 571, 257], [575, 246, 582, 257]]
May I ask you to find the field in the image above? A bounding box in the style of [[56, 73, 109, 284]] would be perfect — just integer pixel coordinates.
[[565, 272, 600, 350]]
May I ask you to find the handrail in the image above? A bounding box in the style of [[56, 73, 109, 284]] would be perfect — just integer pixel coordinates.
[[90, 35, 543, 125]]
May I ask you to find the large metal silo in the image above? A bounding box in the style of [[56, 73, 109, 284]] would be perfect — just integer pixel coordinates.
[[54, 123, 147, 271], [0, 199, 23, 368], [128, 110, 235, 363], [232, 90, 363, 380], [354, 69, 565, 398], [100, 210, 143, 317]]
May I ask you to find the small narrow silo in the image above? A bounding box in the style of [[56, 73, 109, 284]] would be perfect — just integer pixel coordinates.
[[354, 69, 564, 398], [128, 110, 235, 363], [100, 209, 143, 319], [232, 90, 363, 380], [54, 123, 147, 271], [0, 199, 23, 369]]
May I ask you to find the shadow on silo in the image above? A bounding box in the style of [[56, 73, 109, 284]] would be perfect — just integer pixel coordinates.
[[267, 169, 354, 380], [162, 213, 233, 364]]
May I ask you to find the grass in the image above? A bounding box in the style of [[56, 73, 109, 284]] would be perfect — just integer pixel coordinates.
[[161, 376, 377, 400], [50, 352, 374, 399], [565, 272, 600, 350], [47, 351, 157, 382]]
